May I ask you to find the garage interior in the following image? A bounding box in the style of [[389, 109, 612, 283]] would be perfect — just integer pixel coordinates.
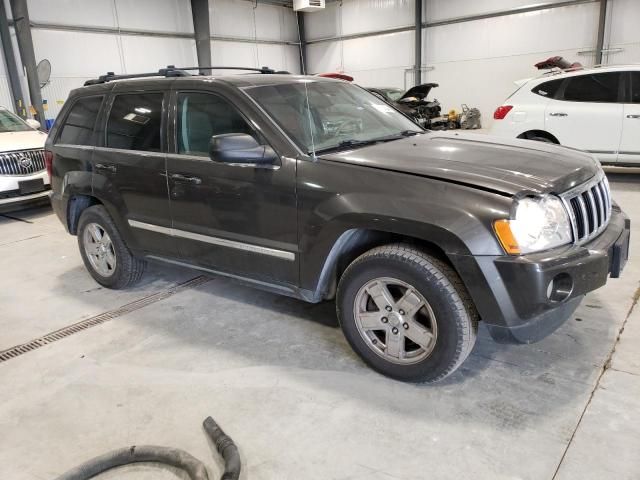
[[1, 0, 639, 479]]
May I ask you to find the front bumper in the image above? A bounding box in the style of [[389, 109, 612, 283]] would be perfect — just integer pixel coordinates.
[[0, 171, 51, 213], [452, 204, 630, 343]]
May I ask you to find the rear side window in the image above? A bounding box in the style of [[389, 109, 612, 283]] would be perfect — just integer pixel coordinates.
[[176, 92, 255, 156], [562, 72, 621, 103], [106, 93, 163, 152], [532, 79, 563, 98], [57, 96, 103, 145], [631, 72, 640, 103]]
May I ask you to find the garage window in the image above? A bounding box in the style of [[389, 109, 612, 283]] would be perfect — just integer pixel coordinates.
[[562, 72, 622, 103], [106, 93, 163, 152], [57, 96, 103, 146], [176, 92, 256, 156]]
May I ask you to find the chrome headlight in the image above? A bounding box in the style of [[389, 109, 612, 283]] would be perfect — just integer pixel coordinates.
[[494, 195, 572, 254]]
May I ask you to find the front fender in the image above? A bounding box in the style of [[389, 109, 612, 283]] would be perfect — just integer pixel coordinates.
[[297, 159, 513, 293]]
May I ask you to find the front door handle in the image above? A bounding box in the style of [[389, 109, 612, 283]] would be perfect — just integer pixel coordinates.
[[95, 163, 117, 173], [549, 112, 568, 117], [626, 114, 640, 119], [170, 173, 202, 185]]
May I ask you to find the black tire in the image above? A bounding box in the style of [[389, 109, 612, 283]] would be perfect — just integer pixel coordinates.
[[337, 244, 478, 383], [77, 205, 145, 289]]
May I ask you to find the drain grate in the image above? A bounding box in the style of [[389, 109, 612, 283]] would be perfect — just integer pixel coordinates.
[[0, 275, 210, 363]]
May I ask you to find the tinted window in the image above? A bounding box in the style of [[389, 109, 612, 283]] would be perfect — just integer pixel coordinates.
[[57, 96, 103, 145], [631, 72, 640, 103], [562, 72, 621, 103], [177, 92, 255, 156], [106, 93, 163, 152], [532, 79, 563, 98]]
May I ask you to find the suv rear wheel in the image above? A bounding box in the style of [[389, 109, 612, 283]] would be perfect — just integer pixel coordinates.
[[77, 205, 145, 289], [337, 244, 478, 383]]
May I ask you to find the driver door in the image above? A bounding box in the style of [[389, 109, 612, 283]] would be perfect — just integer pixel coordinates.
[[164, 90, 298, 285]]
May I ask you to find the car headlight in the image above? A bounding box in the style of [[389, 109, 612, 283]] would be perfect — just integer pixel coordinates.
[[494, 195, 572, 254]]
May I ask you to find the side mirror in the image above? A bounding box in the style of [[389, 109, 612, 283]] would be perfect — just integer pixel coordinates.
[[209, 133, 277, 166], [26, 118, 41, 130]]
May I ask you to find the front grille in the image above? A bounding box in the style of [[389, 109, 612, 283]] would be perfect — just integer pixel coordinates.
[[562, 174, 611, 244], [0, 149, 46, 176]]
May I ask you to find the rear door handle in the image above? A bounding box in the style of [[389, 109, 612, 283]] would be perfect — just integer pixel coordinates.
[[170, 173, 202, 185], [95, 163, 117, 173], [549, 112, 568, 117], [626, 114, 640, 119]]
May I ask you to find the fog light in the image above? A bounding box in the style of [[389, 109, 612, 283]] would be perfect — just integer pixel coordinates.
[[546, 273, 573, 302]]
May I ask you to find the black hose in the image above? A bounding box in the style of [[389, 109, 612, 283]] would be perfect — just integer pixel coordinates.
[[53, 445, 209, 480], [203, 416, 241, 480], [53, 417, 241, 480]]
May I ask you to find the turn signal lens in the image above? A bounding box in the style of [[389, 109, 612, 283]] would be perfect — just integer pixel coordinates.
[[493, 219, 521, 254], [493, 105, 513, 120]]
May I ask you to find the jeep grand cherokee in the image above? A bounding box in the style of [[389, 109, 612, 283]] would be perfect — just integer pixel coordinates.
[[47, 71, 630, 382]]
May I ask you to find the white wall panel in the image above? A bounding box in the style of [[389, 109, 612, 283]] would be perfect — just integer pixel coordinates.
[[27, 0, 117, 28], [211, 41, 300, 74], [31, 30, 123, 76], [210, 0, 297, 41], [305, 2, 340, 40], [340, 0, 414, 36], [211, 40, 258, 68], [604, 0, 640, 65], [120, 36, 196, 72], [0, 76, 13, 110], [426, 0, 574, 23], [115, 0, 194, 33]]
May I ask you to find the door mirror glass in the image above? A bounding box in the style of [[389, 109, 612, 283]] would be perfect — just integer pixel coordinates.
[[209, 133, 277, 165], [26, 118, 41, 130]]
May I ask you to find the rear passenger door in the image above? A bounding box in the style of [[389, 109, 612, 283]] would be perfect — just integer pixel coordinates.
[[164, 89, 298, 285], [93, 85, 176, 257], [545, 72, 624, 163], [618, 71, 640, 165]]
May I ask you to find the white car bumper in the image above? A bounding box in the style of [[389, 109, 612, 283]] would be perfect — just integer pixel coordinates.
[[0, 170, 51, 212]]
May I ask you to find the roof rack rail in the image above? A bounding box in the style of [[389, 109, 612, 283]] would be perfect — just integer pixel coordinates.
[[84, 65, 278, 86]]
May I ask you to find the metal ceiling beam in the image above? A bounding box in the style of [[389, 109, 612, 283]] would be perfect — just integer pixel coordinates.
[[190, 0, 212, 73], [306, 0, 598, 45], [297, 12, 307, 74], [595, 0, 607, 65], [9, 0, 45, 124], [0, 0, 26, 118], [414, 0, 422, 86]]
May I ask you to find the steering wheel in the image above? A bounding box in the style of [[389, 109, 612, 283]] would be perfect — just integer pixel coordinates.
[[334, 118, 362, 137]]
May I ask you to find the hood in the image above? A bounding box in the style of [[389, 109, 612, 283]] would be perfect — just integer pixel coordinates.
[[400, 83, 438, 101], [320, 131, 599, 196], [0, 130, 47, 152]]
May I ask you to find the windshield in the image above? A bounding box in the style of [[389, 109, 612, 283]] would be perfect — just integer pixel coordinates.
[[0, 108, 32, 133], [245, 80, 422, 154], [384, 89, 404, 101]]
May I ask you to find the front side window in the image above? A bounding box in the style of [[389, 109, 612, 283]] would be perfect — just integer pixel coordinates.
[[0, 108, 34, 133], [57, 96, 103, 145], [631, 72, 640, 103], [177, 92, 255, 156], [562, 72, 621, 103], [245, 81, 421, 154], [106, 93, 163, 152]]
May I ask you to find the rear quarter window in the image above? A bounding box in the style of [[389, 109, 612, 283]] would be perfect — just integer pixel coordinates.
[[531, 79, 563, 98], [57, 96, 104, 145]]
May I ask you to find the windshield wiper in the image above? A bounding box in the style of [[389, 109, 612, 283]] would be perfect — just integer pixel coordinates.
[[312, 130, 424, 155]]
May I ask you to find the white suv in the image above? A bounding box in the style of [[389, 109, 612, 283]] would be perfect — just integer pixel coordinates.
[[490, 65, 640, 166], [0, 107, 49, 213]]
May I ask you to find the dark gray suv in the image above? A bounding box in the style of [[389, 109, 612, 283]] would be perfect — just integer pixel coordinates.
[[46, 70, 630, 382]]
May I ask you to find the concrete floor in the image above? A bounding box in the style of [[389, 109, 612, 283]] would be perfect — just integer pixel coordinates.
[[0, 174, 638, 480]]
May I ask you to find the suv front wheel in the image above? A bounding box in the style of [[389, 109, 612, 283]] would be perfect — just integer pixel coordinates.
[[337, 244, 478, 383], [77, 205, 145, 289]]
